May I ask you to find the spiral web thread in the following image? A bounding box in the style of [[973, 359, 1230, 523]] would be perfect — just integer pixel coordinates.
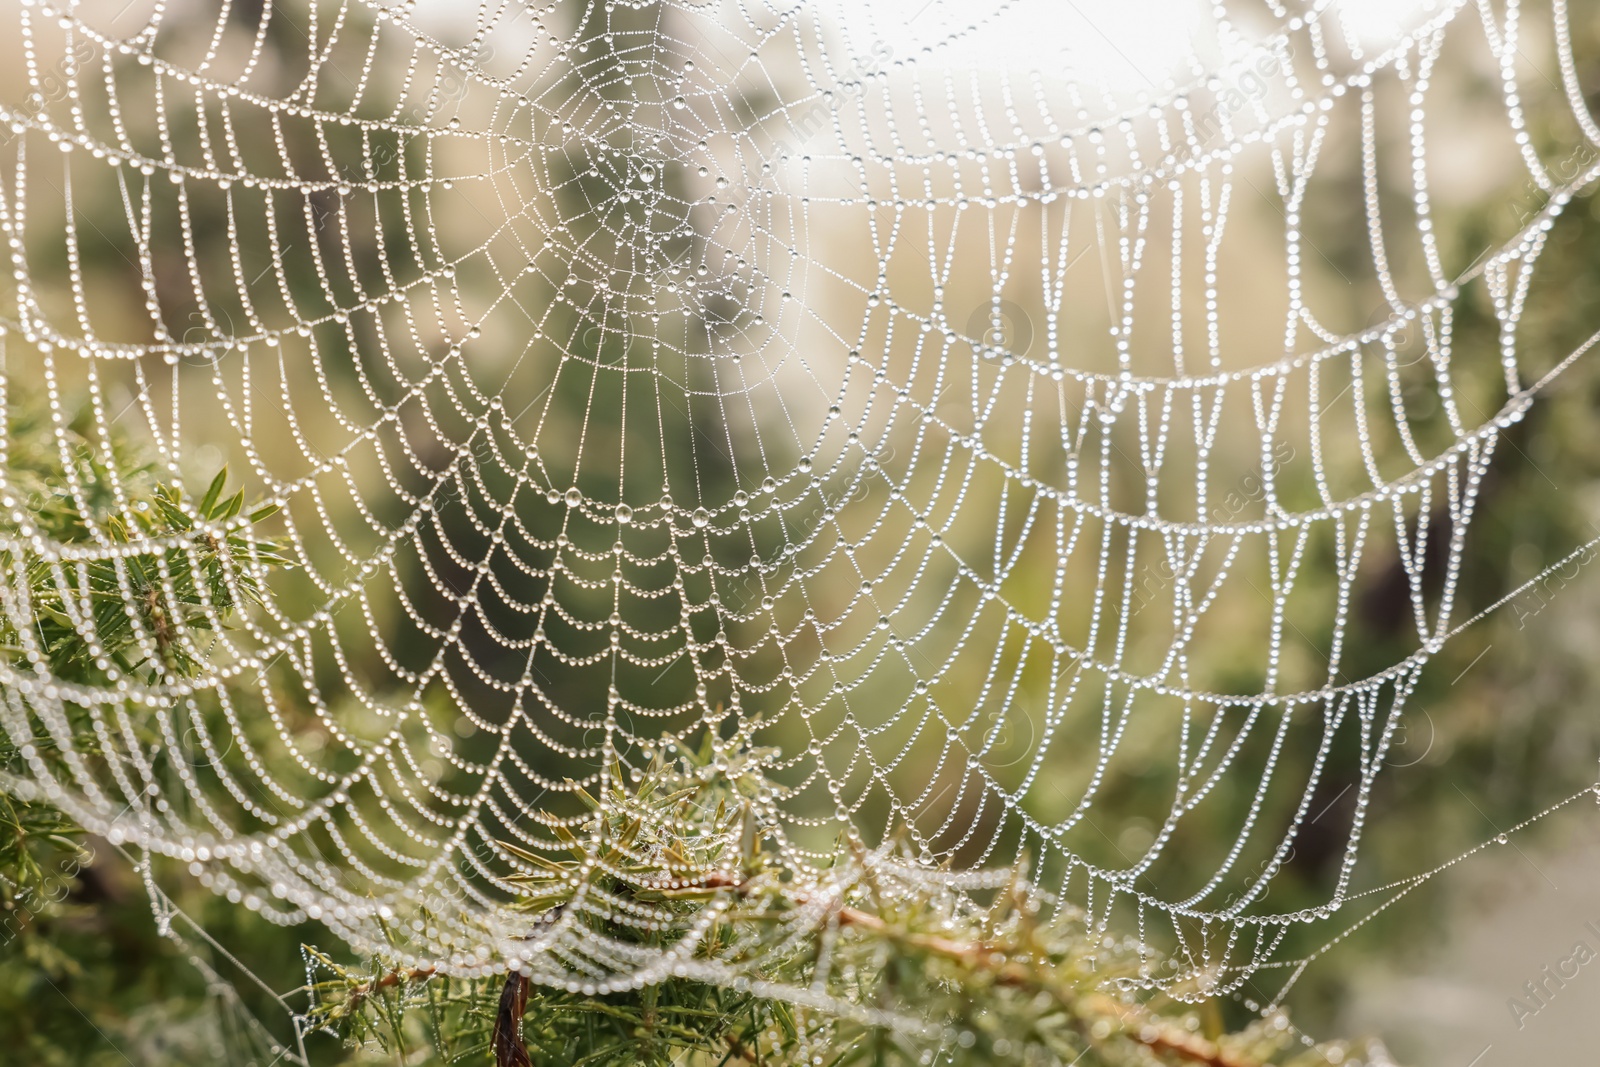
[[1, 0, 1599, 1009]]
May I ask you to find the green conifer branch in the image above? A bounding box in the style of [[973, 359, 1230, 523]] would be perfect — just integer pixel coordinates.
[[307, 739, 1387, 1067], [0, 404, 1390, 1067], [0, 405, 283, 939]]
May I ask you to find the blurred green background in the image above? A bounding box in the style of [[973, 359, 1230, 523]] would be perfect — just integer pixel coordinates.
[[3, 1, 1600, 1064]]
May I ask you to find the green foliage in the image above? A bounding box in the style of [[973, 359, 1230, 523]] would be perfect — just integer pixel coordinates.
[[308, 739, 1376, 1067], [0, 393, 1382, 1067], [0, 409, 285, 686], [0, 405, 283, 891], [0, 406, 296, 1065]]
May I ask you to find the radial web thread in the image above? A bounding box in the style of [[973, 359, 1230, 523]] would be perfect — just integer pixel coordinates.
[[1, 0, 1599, 1003]]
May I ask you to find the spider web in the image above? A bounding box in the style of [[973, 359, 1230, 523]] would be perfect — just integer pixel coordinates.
[[1, 0, 1599, 1006]]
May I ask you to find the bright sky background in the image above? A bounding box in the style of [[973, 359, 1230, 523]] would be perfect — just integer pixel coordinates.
[[817, 0, 1445, 96]]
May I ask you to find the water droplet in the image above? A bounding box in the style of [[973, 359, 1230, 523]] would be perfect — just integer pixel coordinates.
[[614, 504, 633, 523], [639, 164, 656, 183], [564, 487, 583, 507], [692, 508, 709, 528], [1496, 833, 1508, 845]]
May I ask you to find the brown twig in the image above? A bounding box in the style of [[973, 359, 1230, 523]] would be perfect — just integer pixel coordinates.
[[338, 863, 1260, 1067], [1078, 992, 1253, 1067], [725, 1032, 761, 1063], [689, 869, 1255, 1067], [340, 964, 437, 1011], [493, 972, 533, 1067]]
